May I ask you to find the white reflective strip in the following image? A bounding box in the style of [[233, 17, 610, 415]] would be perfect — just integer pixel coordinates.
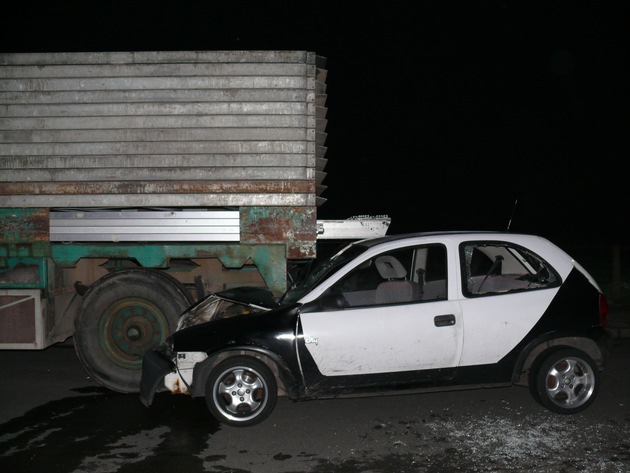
[[0, 294, 35, 310]]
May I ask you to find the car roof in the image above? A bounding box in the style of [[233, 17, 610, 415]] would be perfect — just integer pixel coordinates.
[[354, 230, 516, 248]]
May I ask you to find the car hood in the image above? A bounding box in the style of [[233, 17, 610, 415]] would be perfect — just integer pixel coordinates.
[[176, 286, 278, 330], [213, 286, 278, 307]]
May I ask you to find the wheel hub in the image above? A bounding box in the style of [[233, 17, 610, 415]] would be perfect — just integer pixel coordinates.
[[126, 325, 143, 341], [99, 298, 170, 369]]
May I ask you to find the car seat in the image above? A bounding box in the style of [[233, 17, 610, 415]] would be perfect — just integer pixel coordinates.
[[374, 255, 421, 304]]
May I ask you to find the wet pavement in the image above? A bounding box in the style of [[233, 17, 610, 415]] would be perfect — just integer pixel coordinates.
[[1, 389, 218, 472], [1, 338, 629, 472]]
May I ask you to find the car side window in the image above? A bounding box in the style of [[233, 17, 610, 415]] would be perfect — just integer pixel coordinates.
[[460, 241, 560, 297], [320, 244, 447, 308]]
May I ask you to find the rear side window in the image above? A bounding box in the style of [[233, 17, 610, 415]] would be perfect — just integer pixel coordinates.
[[460, 241, 561, 298]]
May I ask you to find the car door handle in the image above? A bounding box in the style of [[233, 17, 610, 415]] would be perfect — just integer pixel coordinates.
[[434, 314, 456, 327]]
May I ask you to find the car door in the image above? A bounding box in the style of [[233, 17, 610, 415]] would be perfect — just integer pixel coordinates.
[[456, 240, 562, 367], [298, 244, 464, 379]]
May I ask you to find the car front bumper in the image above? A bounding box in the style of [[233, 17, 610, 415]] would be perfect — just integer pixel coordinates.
[[140, 348, 175, 407]]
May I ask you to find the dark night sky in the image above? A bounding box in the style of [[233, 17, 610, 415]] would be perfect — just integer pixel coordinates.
[[1, 2, 627, 246]]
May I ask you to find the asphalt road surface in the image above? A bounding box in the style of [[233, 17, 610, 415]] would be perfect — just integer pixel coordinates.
[[1, 338, 629, 473]]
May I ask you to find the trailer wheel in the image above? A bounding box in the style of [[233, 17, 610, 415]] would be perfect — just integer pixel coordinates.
[[74, 269, 193, 393]]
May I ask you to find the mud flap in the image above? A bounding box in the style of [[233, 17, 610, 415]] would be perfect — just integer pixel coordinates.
[[140, 349, 174, 407]]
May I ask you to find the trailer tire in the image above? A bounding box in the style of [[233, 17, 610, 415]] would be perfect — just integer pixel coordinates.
[[74, 269, 193, 393]]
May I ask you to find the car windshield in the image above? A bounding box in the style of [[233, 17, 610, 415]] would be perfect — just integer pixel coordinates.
[[281, 243, 367, 304]]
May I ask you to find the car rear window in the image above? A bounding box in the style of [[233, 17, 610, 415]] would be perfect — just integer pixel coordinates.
[[460, 241, 561, 297]]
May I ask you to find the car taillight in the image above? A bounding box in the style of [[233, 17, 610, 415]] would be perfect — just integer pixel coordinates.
[[599, 294, 609, 328]]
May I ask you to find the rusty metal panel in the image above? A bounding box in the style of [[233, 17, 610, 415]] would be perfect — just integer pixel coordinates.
[[0, 180, 316, 207], [0, 208, 49, 243], [0, 50, 328, 208], [0, 193, 317, 208], [0, 153, 315, 169], [240, 207, 317, 260]]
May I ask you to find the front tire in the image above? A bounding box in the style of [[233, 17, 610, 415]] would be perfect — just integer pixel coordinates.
[[205, 356, 277, 427], [530, 348, 599, 414], [74, 269, 192, 393]]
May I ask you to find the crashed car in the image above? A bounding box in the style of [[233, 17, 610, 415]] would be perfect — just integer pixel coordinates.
[[140, 232, 610, 427]]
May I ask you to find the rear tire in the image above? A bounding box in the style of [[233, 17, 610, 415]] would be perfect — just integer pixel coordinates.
[[205, 356, 277, 427], [74, 269, 192, 393], [530, 348, 599, 414]]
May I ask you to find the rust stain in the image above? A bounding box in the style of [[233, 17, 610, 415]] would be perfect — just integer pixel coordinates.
[[171, 377, 188, 394], [0, 180, 315, 195], [241, 206, 317, 260], [0, 208, 49, 243]]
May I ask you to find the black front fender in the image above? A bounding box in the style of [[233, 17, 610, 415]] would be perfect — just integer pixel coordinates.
[[190, 347, 301, 399], [140, 349, 175, 407]]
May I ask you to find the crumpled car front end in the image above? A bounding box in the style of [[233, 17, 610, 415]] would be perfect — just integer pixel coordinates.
[[176, 290, 270, 330], [140, 287, 276, 407]]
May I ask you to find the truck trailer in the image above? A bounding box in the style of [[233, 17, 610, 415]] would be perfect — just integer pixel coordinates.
[[0, 50, 390, 393]]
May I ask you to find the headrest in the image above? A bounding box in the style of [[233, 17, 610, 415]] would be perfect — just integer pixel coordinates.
[[375, 255, 407, 280]]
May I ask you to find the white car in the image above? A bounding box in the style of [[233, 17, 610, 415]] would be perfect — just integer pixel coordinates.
[[141, 232, 610, 427]]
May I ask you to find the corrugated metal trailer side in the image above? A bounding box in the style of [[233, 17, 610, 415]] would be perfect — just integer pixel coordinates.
[[0, 50, 328, 258]]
